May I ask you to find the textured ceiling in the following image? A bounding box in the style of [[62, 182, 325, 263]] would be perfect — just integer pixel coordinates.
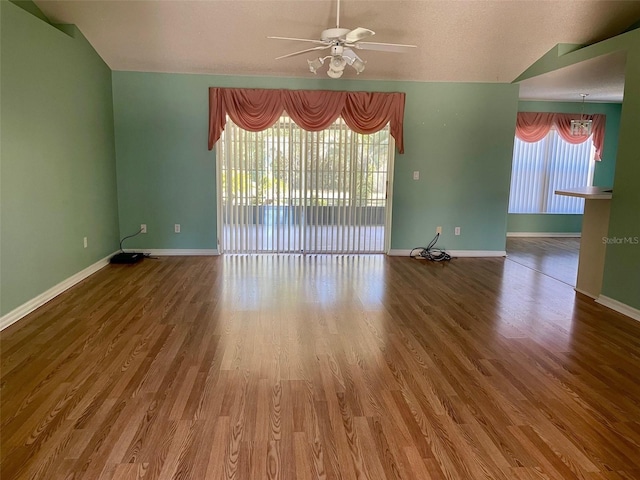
[[34, 0, 640, 101], [518, 52, 628, 103]]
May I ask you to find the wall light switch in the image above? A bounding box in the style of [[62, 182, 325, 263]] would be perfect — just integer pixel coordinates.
[[455, 227, 461, 236], [175, 224, 181, 233], [413, 171, 420, 180], [83, 237, 88, 248]]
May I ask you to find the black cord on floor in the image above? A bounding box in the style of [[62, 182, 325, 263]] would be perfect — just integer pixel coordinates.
[[410, 233, 452, 262], [119, 228, 143, 252]]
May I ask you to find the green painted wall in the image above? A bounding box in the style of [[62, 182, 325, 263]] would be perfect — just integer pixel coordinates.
[[112, 72, 519, 252], [507, 214, 583, 234], [0, 2, 120, 315], [602, 45, 640, 310], [508, 101, 621, 234]]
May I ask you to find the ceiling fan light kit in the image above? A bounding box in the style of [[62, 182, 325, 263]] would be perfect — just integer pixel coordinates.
[[327, 66, 344, 78], [307, 57, 325, 74], [269, 0, 416, 78], [351, 58, 366, 74]]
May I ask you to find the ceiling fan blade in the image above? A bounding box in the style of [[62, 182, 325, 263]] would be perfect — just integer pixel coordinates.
[[345, 27, 375, 43], [354, 41, 417, 53], [275, 45, 330, 60], [268, 36, 327, 46]]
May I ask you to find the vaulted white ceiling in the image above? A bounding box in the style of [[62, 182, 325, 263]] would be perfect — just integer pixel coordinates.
[[34, 0, 640, 101]]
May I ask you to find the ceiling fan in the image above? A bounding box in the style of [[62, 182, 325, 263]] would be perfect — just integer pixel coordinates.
[[268, 0, 417, 78]]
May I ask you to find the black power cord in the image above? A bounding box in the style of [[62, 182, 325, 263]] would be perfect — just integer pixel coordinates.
[[119, 228, 143, 253], [410, 233, 452, 262], [116, 228, 159, 260]]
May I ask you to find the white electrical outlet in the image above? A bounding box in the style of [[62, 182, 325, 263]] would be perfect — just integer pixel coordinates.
[[141, 224, 147, 234], [175, 224, 181, 233], [455, 227, 461, 236], [83, 237, 88, 248], [413, 171, 420, 180], [436, 226, 442, 235]]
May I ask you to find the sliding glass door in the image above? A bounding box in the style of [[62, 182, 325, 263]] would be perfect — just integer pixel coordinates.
[[216, 115, 394, 253]]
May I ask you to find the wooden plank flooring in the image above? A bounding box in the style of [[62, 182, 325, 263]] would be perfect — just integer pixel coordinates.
[[2, 254, 640, 479], [506, 237, 580, 286]]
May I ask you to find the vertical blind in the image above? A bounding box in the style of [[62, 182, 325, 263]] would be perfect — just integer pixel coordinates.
[[218, 115, 392, 253], [509, 129, 596, 214]]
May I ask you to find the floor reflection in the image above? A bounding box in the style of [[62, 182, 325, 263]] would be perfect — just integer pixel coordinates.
[[496, 258, 577, 350], [506, 237, 580, 286], [220, 254, 387, 310]]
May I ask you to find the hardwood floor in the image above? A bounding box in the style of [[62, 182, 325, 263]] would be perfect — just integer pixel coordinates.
[[2, 254, 640, 479], [506, 237, 580, 286]]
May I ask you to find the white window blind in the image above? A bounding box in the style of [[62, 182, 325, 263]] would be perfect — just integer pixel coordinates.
[[508, 129, 596, 214], [217, 115, 392, 253]]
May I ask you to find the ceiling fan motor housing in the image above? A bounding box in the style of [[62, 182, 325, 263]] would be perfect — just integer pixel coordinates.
[[322, 28, 351, 41], [331, 45, 345, 56]]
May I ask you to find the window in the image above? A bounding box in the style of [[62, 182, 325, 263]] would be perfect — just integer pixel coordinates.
[[217, 115, 394, 253], [508, 129, 596, 214]]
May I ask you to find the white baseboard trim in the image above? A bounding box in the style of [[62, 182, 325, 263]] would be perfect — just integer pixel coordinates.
[[388, 249, 506, 258], [507, 232, 581, 238], [596, 295, 640, 322], [387, 250, 409, 256], [0, 252, 116, 332], [144, 249, 219, 256], [574, 287, 597, 299], [449, 250, 507, 258]]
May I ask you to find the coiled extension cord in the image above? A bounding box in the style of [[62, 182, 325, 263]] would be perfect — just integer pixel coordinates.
[[410, 233, 452, 262]]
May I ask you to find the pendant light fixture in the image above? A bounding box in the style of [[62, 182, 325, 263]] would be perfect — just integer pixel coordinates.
[[571, 93, 593, 136]]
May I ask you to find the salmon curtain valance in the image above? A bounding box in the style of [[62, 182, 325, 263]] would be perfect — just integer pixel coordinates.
[[208, 88, 406, 153], [516, 112, 606, 160]]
